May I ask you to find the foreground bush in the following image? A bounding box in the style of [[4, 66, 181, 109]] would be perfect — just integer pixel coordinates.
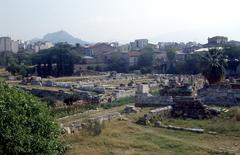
[[0, 82, 65, 154]]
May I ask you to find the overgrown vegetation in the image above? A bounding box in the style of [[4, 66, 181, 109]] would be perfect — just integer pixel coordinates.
[[100, 96, 135, 109], [64, 106, 240, 155], [53, 96, 134, 118], [202, 48, 227, 84], [0, 82, 66, 154], [85, 120, 105, 136], [149, 107, 240, 136], [52, 104, 98, 118], [32, 44, 81, 77]]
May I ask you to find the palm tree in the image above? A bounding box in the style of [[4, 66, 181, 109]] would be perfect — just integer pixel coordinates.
[[201, 48, 227, 84]]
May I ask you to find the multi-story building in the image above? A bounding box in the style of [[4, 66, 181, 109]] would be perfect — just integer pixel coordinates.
[[127, 51, 141, 66], [158, 42, 185, 50], [130, 42, 137, 50], [130, 39, 148, 50], [0, 37, 12, 52], [0, 37, 19, 53], [17, 40, 28, 50], [87, 43, 119, 63], [11, 40, 19, 53], [33, 42, 54, 52], [135, 39, 148, 49], [118, 44, 130, 53], [208, 36, 228, 45]]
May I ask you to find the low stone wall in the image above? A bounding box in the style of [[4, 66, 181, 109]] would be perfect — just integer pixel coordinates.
[[62, 112, 121, 134], [115, 89, 136, 99], [135, 93, 174, 107], [198, 84, 240, 106], [24, 88, 70, 99], [137, 106, 172, 125], [172, 96, 220, 119]]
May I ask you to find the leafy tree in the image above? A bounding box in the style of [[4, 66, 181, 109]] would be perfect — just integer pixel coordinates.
[[224, 46, 240, 60], [107, 56, 129, 73], [16, 51, 33, 65], [166, 49, 177, 74], [166, 49, 176, 62], [18, 64, 28, 77], [6, 63, 20, 75], [6, 63, 32, 77], [175, 54, 206, 74], [95, 65, 104, 72], [138, 47, 154, 67], [201, 48, 227, 84], [0, 51, 16, 66], [32, 45, 81, 77], [0, 82, 65, 154], [224, 46, 240, 73]]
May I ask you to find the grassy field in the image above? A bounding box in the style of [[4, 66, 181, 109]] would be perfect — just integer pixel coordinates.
[[61, 106, 240, 155]]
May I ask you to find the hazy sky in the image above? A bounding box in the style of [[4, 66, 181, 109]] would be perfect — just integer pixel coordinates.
[[0, 0, 240, 43]]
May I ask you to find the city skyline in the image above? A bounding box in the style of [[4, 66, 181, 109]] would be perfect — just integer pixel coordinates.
[[0, 0, 240, 43]]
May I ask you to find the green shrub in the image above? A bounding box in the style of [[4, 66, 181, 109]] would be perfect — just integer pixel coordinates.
[[0, 82, 66, 154]]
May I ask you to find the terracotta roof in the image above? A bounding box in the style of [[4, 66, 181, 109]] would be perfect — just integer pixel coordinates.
[[128, 51, 141, 57]]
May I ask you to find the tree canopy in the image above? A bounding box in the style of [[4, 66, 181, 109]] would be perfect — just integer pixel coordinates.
[[138, 47, 154, 68], [32, 46, 82, 77], [107, 56, 129, 73], [202, 48, 226, 84], [166, 49, 177, 62], [0, 82, 65, 154]]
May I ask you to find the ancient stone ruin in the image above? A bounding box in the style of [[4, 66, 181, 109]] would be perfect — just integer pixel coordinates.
[[62, 112, 121, 134], [123, 105, 141, 114], [137, 106, 172, 125], [155, 121, 205, 133], [171, 96, 220, 119], [135, 84, 174, 107], [198, 82, 240, 106]]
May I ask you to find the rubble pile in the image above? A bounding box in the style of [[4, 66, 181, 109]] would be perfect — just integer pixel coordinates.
[[123, 105, 141, 114], [171, 96, 220, 119], [137, 106, 172, 125]]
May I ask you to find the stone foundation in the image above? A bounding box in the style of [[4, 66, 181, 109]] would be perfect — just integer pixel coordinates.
[[135, 93, 174, 107], [198, 83, 240, 106], [171, 96, 220, 119]]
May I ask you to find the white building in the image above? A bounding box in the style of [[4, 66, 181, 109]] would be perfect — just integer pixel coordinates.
[[118, 44, 130, 53], [208, 36, 228, 45], [11, 40, 19, 53], [0, 37, 19, 53], [130, 39, 148, 50], [135, 39, 148, 49], [33, 42, 54, 52], [0, 37, 12, 52]]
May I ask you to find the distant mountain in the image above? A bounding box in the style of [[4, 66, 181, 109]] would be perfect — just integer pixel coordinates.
[[32, 30, 88, 45]]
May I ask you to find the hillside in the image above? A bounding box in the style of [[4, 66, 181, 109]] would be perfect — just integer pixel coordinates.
[[33, 30, 88, 45]]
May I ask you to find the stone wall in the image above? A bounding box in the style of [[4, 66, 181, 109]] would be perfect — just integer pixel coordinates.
[[62, 112, 121, 134], [135, 93, 174, 107], [114, 89, 136, 99], [171, 96, 220, 119], [198, 84, 240, 106], [137, 106, 172, 125], [26, 88, 70, 99]]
